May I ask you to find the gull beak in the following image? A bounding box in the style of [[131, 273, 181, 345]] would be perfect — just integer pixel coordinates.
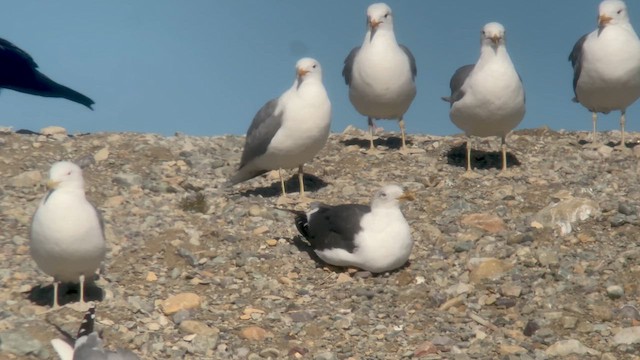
[[599, 14, 612, 26], [369, 18, 381, 29], [398, 191, 415, 202], [490, 35, 501, 45], [46, 179, 60, 190], [297, 67, 309, 77]]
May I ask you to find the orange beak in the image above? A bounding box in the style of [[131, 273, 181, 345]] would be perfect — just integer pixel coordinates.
[[599, 14, 613, 26], [369, 18, 381, 29], [297, 68, 309, 77]]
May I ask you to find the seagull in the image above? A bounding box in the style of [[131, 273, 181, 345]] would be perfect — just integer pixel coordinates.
[[51, 305, 139, 360], [343, 3, 417, 153], [569, 0, 640, 145], [227, 58, 331, 203], [30, 161, 106, 308], [0, 37, 94, 109], [290, 184, 414, 273], [442, 22, 525, 173]]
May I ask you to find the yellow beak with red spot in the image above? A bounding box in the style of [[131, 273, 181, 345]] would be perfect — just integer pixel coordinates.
[[599, 14, 613, 26]]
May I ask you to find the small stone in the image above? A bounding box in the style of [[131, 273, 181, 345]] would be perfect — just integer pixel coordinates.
[[460, 213, 506, 233], [468, 258, 511, 283], [499, 344, 527, 355], [0, 331, 44, 356], [336, 273, 352, 283], [94, 147, 110, 162], [161, 293, 202, 315], [113, 173, 143, 187], [523, 320, 539, 337], [239, 326, 271, 341], [265, 239, 277, 246], [613, 326, 640, 345], [609, 214, 627, 227], [607, 285, 624, 299], [562, 316, 578, 329], [145, 271, 158, 282], [500, 283, 522, 297], [179, 320, 219, 336], [454, 240, 474, 252], [618, 202, 636, 216], [259, 348, 281, 358], [104, 195, 125, 208], [531, 197, 600, 235], [9, 170, 42, 188], [40, 125, 67, 136], [253, 225, 269, 235], [313, 352, 337, 360], [544, 339, 600, 357]]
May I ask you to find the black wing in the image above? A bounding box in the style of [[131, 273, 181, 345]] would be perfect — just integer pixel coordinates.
[[342, 46, 361, 86], [569, 33, 589, 99], [301, 203, 371, 253], [441, 64, 475, 106]]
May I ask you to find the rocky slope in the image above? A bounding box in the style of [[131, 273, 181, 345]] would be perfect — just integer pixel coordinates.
[[0, 126, 639, 359]]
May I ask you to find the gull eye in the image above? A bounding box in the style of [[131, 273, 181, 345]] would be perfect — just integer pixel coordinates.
[[618, 9, 623, 14], [312, 64, 317, 69], [384, 13, 389, 18]]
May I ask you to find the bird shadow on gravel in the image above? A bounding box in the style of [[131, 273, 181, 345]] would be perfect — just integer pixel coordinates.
[[238, 173, 329, 198], [27, 282, 104, 307], [446, 142, 521, 170], [339, 135, 412, 150]]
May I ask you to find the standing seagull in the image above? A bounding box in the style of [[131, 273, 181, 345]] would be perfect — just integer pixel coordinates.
[[569, 0, 640, 146], [30, 161, 106, 307], [0, 38, 94, 109], [442, 22, 525, 173], [51, 305, 139, 360], [291, 184, 414, 273], [227, 58, 331, 203], [343, 3, 417, 154]]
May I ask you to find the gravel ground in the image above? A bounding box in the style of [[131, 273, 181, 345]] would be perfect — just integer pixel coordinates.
[[1, 126, 640, 360]]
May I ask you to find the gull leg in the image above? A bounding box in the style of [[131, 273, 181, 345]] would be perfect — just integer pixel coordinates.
[[53, 279, 60, 308], [367, 117, 380, 154], [399, 117, 407, 150], [592, 112, 598, 144], [297, 165, 313, 203], [79, 274, 85, 304], [276, 169, 294, 205], [501, 135, 508, 171]]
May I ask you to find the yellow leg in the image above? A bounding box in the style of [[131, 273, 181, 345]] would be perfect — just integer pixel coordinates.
[[399, 117, 407, 150], [368, 117, 376, 150], [53, 280, 60, 308], [278, 168, 286, 196], [79, 274, 85, 304], [298, 165, 305, 199], [501, 136, 508, 171]]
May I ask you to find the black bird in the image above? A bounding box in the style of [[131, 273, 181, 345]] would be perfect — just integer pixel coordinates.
[[0, 37, 94, 109]]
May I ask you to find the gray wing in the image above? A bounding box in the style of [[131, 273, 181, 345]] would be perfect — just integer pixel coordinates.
[[569, 33, 589, 99], [228, 98, 284, 185], [302, 203, 371, 253], [240, 98, 282, 168], [342, 46, 361, 86], [441, 64, 475, 106], [399, 44, 417, 80]]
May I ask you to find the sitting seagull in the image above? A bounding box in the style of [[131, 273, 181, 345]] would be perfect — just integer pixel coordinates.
[[227, 58, 331, 203], [0, 37, 94, 109], [51, 305, 139, 360], [569, 0, 640, 145], [343, 3, 417, 153], [291, 184, 414, 273], [442, 22, 525, 173], [30, 161, 106, 308]]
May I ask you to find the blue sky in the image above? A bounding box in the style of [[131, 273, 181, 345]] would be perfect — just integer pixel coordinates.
[[1, 1, 639, 137]]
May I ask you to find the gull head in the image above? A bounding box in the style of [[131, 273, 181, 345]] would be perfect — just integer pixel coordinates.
[[46, 161, 85, 190], [295, 57, 322, 83], [481, 22, 506, 48], [598, 0, 629, 27], [371, 184, 414, 209], [366, 3, 394, 39]]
